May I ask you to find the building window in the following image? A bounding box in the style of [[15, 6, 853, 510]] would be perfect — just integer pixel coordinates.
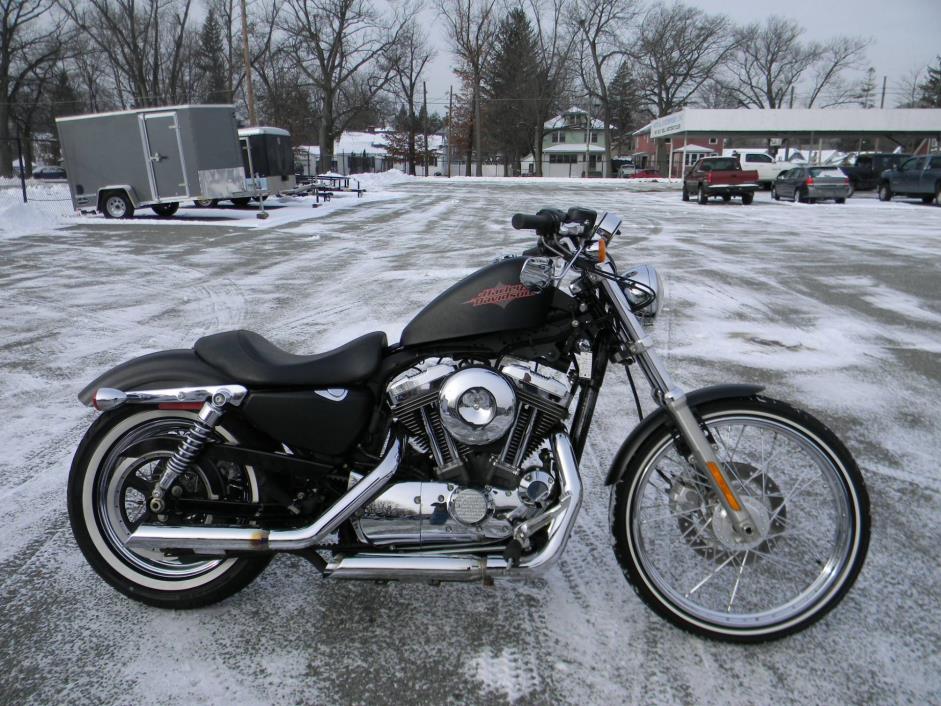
[[551, 131, 567, 144], [709, 137, 718, 145], [549, 154, 578, 164], [664, 137, 671, 143], [591, 133, 598, 143]]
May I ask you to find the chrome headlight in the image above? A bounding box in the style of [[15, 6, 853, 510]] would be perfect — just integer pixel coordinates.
[[622, 264, 663, 319]]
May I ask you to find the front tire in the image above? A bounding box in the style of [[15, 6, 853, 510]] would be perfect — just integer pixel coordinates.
[[878, 183, 892, 201], [68, 408, 271, 608], [697, 184, 708, 205], [741, 192, 754, 205], [611, 396, 869, 642], [682, 186, 690, 202], [102, 191, 134, 219]]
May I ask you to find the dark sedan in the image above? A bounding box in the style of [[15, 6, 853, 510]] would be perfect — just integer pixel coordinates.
[[31, 165, 67, 180], [771, 166, 851, 203]]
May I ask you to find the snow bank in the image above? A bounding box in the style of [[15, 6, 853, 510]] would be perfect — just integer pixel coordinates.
[[349, 169, 416, 188], [0, 199, 70, 238]]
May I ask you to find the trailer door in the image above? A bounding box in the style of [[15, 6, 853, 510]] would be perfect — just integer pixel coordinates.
[[142, 113, 188, 199]]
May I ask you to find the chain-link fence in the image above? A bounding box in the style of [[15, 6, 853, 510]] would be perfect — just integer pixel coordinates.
[[1, 136, 75, 217]]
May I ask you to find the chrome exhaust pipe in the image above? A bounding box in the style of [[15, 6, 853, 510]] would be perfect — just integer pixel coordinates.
[[325, 432, 582, 582], [126, 437, 403, 553]]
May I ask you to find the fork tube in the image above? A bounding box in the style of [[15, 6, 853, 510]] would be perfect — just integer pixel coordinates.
[[597, 271, 757, 538], [569, 344, 608, 462]]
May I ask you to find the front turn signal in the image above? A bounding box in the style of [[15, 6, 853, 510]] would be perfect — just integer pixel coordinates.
[[598, 239, 606, 263]]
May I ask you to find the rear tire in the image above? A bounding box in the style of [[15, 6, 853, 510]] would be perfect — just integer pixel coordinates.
[[878, 183, 892, 201], [231, 197, 252, 207], [771, 185, 779, 201], [151, 202, 179, 217], [610, 396, 869, 642], [697, 185, 708, 205], [68, 408, 271, 608], [192, 198, 218, 208], [741, 192, 754, 205], [792, 189, 802, 204], [682, 186, 690, 202], [835, 198, 846, 204]]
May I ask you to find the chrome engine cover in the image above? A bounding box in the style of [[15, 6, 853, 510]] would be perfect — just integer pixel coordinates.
[[438, 367, 516, 445], [351, 480, 532, 545]]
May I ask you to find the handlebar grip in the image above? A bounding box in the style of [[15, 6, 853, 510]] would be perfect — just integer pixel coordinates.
[[511, 212, 555, 231]]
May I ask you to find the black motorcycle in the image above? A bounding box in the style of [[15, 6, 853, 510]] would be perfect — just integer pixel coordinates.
[[68, 207, 869, 642]]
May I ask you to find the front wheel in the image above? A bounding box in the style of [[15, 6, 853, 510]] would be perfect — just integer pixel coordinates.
[[697, 185, 708, 205], [68, 408, 271, 608], [741, 192, 754, 205], [878, 183, 892, 201], [611, 396, 869, 642]]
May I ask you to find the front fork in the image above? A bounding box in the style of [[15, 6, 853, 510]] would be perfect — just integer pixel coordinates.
[[598, 272, 757, 539]]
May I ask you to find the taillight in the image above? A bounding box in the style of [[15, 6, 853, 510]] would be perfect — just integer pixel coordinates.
[[805, 177, 814, 186], [707, 172, 713, 184], [844, 177, 850, 185]]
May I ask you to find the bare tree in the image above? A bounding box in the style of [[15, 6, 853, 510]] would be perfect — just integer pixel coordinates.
[[435, 0, 499, 176], [571, 0, 641, 177], [526, 0, 575, 176], [723, 16, 868, 109], [1, 0, 62, 176], [895, 66, 923, 108], [633, 2, 737, 117], [388, 19, 434, 175], [58, 0, 196, 107], [279, 0, 407, 172]]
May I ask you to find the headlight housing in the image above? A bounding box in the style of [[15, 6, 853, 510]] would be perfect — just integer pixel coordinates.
[[622, 264, 663, 320]]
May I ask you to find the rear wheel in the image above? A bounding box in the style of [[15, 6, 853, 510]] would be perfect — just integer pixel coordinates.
[[682, 186, 690, 202], [878, 183, 892, 201], [741, 192, 754, 205], [231, 197, 252, 207], [771, 185, 779, 201], [151, 202, 179, 217], [920, 194, 933, 204], [697, 185, 708, 205], [835, 198, 846, 204], [611, 396, 869, 642], [102, 191, 134, 219], [935, 182, 941, 205], [68, 408, 271, 608], [192, 198, 218, 208], [792, 189, 802, 204]]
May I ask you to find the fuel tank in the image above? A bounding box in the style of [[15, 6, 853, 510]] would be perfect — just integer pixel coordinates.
[[400, 257, 552, 346]]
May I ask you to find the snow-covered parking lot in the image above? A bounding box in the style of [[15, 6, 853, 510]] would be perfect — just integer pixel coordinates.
[[1, 176, 939, 705]]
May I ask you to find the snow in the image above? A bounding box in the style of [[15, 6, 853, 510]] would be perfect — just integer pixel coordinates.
[[1, 179, 939, 704]]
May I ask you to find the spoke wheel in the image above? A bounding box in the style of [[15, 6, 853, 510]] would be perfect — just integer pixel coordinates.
[[611, 396, 869, 642], [69, 409, 271, 607]]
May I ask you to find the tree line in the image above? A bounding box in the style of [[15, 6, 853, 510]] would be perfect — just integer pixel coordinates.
[[2, 0, 940, 178]]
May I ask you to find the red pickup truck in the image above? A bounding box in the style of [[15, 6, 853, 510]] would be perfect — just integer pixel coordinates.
[[682, 157, 760, 205]]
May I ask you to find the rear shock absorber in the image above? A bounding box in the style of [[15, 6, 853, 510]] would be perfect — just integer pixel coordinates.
[[149, 389, 233, 513]]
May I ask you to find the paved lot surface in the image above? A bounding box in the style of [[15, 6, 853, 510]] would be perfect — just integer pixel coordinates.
[[1, 181, 939, 705]]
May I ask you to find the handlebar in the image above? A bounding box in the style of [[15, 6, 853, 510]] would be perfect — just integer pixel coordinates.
[[511, 212, 557, 231]]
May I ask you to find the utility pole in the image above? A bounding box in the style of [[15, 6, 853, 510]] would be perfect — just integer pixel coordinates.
[[474, 83, 482, 176], [447, 86, 453, 178], [584, 97, 591, 178], [880, 76, 887, 109], [240, 0, 256, 125], [423, 81, 429, 177], [789, 86, 795, 109]]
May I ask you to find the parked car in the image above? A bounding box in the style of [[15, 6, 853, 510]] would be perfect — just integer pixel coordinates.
[[626, 169, 661, 179], [878, 154, 941, 204], [732, 152, 793, 188], [682, 157, 759, 204], [32, 165, 67, 180], [617, 163, 637, 177], [771, 166, 851, 203], [840, 152, 910, 194]]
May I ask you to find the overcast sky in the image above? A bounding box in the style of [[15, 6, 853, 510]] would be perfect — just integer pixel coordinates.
[[419, 0, 941, 113]]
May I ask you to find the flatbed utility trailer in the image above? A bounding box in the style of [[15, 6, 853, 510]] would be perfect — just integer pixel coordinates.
[[56, 105, 247, 218]]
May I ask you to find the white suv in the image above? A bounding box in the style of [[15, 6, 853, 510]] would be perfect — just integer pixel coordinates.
[[734, 152, 792, 188]]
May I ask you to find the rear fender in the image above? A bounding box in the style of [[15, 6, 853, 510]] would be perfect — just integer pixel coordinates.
[[78, 349, 229, 406], [604, 384, 764, 486]]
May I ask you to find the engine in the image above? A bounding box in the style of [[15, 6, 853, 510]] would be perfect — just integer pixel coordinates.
[[349, 358, 573, 546]]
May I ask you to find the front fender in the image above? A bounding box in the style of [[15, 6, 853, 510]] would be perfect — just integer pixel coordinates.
[[78, 349, 229, 406], [604, 384, 764, 485]]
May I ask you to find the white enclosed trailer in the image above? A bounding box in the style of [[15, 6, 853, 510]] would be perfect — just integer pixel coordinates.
[[56, 105, 247, 218]]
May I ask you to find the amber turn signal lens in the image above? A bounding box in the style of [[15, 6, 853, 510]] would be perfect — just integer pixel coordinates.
[[706, 461, 742, 512], [598, 239, 606, 263]]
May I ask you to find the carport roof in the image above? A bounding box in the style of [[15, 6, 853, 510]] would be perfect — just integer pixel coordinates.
[[635, 108, 941, 138]]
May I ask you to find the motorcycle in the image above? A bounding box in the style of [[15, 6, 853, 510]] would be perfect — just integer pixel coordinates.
[[68, 207, 870, 642]]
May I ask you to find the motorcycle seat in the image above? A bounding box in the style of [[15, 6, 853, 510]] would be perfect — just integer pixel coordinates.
[[193, 329, 387, 387]]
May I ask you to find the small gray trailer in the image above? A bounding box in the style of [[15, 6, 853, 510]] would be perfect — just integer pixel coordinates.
[[56, 105, 247, 218]]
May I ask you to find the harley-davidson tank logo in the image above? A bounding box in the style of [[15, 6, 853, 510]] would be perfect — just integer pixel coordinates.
[[464, 282, 536, 308]]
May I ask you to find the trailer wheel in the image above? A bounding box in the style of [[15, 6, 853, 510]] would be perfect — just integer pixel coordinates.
[[151, 202, 180, 217], [231, 197, 252, 207], [102, 191, 134, 219], [192, 199, 217, 208]]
